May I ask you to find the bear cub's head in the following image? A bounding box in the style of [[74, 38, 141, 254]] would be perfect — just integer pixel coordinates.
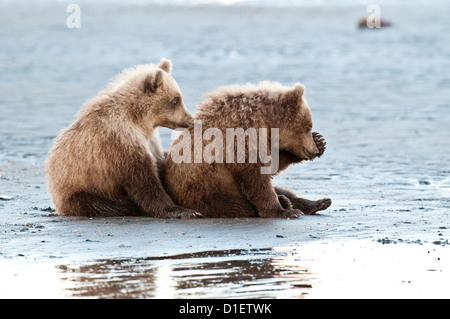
[[107, 58, 193, 130], [279, 83, 320, 161]]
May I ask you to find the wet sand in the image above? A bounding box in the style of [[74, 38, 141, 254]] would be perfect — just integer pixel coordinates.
[[1, 203, 449, 298], [1, 1, 450, 298], [1, 234, 449, 298]]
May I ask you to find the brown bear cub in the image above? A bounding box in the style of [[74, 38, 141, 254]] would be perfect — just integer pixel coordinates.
[[46, 58, 201, 218], [165, 82, 331, 218]]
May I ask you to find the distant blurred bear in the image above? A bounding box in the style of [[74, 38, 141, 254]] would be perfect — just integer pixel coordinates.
[[165, 82, 331, 218], [46, 58, 200, 218]]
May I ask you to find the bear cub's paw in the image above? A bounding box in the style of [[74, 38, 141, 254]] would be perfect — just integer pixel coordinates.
[[158, 206, 203, 219], [302, 198, 332, 215], [259, 207, 303, 219], [278, 194, 293, 210], [281, 209, 304, 219], [312, 132, 326, 158]]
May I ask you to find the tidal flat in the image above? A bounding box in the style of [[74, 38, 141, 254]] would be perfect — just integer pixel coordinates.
[[1, 0, 449, 298]]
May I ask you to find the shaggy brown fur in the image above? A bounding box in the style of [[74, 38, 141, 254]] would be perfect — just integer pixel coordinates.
[[46, 58, 200, 218], [164, 82, 331, 218]]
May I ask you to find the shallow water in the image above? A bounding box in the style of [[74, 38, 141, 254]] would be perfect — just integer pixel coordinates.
[[57, 248, 314, 299], [1, 0, 450, 299], [1, 240, 449, 299]]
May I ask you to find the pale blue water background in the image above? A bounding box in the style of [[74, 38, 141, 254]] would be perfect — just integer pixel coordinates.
[[1, 0, 450, 299], [1, 0, 449, 195]]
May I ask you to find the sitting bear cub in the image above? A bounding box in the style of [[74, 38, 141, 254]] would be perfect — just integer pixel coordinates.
[[165, 81, 331, 218], [46, 58, 201, 218]]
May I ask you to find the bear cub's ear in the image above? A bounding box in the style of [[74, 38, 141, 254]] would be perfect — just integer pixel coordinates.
[[158, 58, 172, 74], [142, 70, 164, 93], [284, 83, 305, 108]]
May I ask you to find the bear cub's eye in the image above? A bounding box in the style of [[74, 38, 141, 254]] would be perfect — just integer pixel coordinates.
[[172, 97, 180, 106]]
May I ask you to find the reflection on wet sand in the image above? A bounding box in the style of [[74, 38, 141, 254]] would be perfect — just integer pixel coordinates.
[[57, 248, 315, 298]]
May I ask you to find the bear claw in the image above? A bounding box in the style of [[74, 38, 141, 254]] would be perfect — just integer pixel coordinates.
[[158, 207, 203, 219], [282, 209, 304, 219], [179, 210, 203, 219], [312, 132, 326, 158]]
